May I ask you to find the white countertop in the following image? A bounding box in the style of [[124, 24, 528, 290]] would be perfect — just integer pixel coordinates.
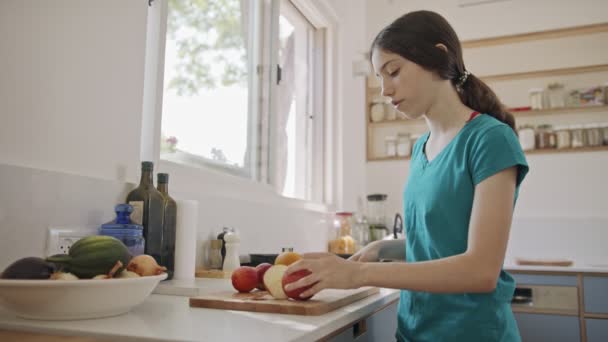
[[0, 278, 400, 342], [504, 264, 608, 274]]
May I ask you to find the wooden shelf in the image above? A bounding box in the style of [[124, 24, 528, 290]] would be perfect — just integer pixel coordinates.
[[367, 145, 608, 162], [526, 145, 608, 155], [511, 105, 608, 117], [480, 64, 608, 83], [461, 23, 608, 49], [366, 106, 608, 128]]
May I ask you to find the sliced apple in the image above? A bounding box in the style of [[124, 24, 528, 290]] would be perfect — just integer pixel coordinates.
[[262, 264, 288, 299]]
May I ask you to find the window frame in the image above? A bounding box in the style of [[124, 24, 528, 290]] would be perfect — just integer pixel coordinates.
[[144, 0, 339, 208]]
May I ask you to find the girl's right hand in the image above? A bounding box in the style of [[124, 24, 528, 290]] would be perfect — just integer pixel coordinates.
[[348, 240, 384, 262]]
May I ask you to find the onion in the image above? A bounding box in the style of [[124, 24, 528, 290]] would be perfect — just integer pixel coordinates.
[[118, 270, 140, 278], [50, 272, 79, 280], [126, 255, 167, 276]]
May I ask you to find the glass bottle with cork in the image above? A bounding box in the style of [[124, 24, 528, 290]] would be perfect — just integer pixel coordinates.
[[126, 161, 165, 268], [157, 173, 176, 280]]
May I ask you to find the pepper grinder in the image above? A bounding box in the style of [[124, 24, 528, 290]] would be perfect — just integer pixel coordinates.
[[222, 232, 240, 273]]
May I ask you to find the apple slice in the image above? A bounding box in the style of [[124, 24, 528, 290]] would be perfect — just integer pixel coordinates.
[[262, 265, 288, 299]]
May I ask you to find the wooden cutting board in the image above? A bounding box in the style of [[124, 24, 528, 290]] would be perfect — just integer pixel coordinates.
[[515, 258, 573, 267], [189, 287, 379, 316]]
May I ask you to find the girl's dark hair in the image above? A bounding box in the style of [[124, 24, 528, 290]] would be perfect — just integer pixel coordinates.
[[371, 10, 515, 131]]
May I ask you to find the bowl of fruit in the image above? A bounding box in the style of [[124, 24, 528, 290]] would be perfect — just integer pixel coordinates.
[[0, 236, 168, 320]]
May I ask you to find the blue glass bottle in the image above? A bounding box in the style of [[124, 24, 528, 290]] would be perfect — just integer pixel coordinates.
[[99, 204, 145, 256]]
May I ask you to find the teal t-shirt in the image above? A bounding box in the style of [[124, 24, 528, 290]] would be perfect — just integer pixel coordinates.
[[397, 114, 529, 342]]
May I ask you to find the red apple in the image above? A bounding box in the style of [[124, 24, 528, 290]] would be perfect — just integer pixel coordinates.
[[255, 263, 273, 290], [282, 269, 315, 301], [231, 266, 258, 293]]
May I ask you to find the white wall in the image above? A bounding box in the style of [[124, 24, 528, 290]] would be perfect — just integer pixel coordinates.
[[366, 0, 608, 44], [0, 0, 147, 183], [363, 0, 608, 264], [0, 0, 367, 270]]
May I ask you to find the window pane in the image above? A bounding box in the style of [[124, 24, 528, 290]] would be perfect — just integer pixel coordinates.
[[161, 0, 252, 171], [276, 0, 316, 199]]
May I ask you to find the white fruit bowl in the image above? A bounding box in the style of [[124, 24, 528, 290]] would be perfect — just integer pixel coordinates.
[[0, 273, 167, 320]]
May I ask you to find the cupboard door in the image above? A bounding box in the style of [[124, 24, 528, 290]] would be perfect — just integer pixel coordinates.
[[586, 319, 608, 342], [584, 276, 608, 314], [514, 313, 580, 342], [512, 274, 578, 286], [363, 301, 398, 341], [328, 326, 354, 342]]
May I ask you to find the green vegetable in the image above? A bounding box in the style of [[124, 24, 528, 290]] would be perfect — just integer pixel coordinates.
[[46, 236, 131, 279]]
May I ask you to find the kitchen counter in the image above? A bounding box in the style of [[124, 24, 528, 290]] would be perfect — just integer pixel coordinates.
[[0, 278, 400, 342], [504, 264, 608, 274]]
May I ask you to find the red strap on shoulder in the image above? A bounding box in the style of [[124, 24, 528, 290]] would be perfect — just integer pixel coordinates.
[[466, 111, 480, 122]]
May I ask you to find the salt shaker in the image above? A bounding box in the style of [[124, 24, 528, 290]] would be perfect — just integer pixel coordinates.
[[222, 232, 240, 273]]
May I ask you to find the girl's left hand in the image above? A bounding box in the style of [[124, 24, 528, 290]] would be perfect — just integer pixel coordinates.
[[283, 252, 363, 298]]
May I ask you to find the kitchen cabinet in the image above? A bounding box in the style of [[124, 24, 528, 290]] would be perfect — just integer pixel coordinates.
[[586, 319, 608, 342], [514, 313, 580, 342], [328, 300, 398, 342], [509, 270, 608, 342], [583, 276, 608, 314]]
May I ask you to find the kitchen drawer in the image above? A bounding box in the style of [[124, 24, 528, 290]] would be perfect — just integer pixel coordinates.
[[512, 274, 578, 286], [586, 319, 608, 342], [514, 313, 580, 342], [327, 301, 398, 342], [584, 276, 608, 314]]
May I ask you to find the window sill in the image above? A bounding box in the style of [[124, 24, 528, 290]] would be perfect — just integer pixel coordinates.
[[157, 159, 330, 214]]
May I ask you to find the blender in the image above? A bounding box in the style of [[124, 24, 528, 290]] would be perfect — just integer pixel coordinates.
[[367, 194, 389, 242]]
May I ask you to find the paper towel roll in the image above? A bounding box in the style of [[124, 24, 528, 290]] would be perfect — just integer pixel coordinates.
[[174, 199, 198, 280]]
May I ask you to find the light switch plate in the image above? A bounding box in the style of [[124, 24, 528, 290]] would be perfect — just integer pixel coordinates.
[[45, 227, 98, 257]]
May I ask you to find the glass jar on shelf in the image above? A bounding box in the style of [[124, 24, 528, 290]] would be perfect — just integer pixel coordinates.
[[396, 133, 412, 157], [370, 102, 385, 122], [535, 124, 556, 149], [546, 82, 566, 108], [601, 123, 608, 145], [528, 88, 545, 110], [518, 125, 536, 151], [585, 124, 603, 147], [385, 135, 397, 157], [570, 125, 587, 148], [554, 126, 571, 149]]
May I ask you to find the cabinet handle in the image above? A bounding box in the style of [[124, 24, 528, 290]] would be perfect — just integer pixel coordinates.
[[353, 319, 367, 339]]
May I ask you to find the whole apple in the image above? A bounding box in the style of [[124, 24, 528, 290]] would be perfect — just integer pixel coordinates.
[[282, 269, 315, 301], [255, 263, 272, 290], [231, 266, 258, 293]]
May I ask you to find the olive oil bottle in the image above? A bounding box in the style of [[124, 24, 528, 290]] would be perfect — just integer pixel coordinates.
[[126, 162, 164, 266], [157, 173, 176, 280]]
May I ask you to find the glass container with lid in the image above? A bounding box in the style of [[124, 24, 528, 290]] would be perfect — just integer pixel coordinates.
[[328, 212, 355, 254], [535, 124, 556, 149], [99, 204, 145, 256], [554, 126, 571, 149], [570, 125, 587, 148]]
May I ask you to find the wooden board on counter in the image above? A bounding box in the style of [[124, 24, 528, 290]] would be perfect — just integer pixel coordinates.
[[190, 287, 379, 316], [515, 258, 574, 267], [195, 268, 232, 279], [0, 330, 109, 342]]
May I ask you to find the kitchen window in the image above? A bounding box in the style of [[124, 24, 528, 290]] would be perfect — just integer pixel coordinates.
[[154, 0, 326, 202]]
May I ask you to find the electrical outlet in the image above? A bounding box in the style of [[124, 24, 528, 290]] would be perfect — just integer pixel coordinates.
[[45, 227, 99, 257]]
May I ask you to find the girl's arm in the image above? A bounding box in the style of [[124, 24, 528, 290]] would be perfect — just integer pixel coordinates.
[[285, 167, 517, 297]]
